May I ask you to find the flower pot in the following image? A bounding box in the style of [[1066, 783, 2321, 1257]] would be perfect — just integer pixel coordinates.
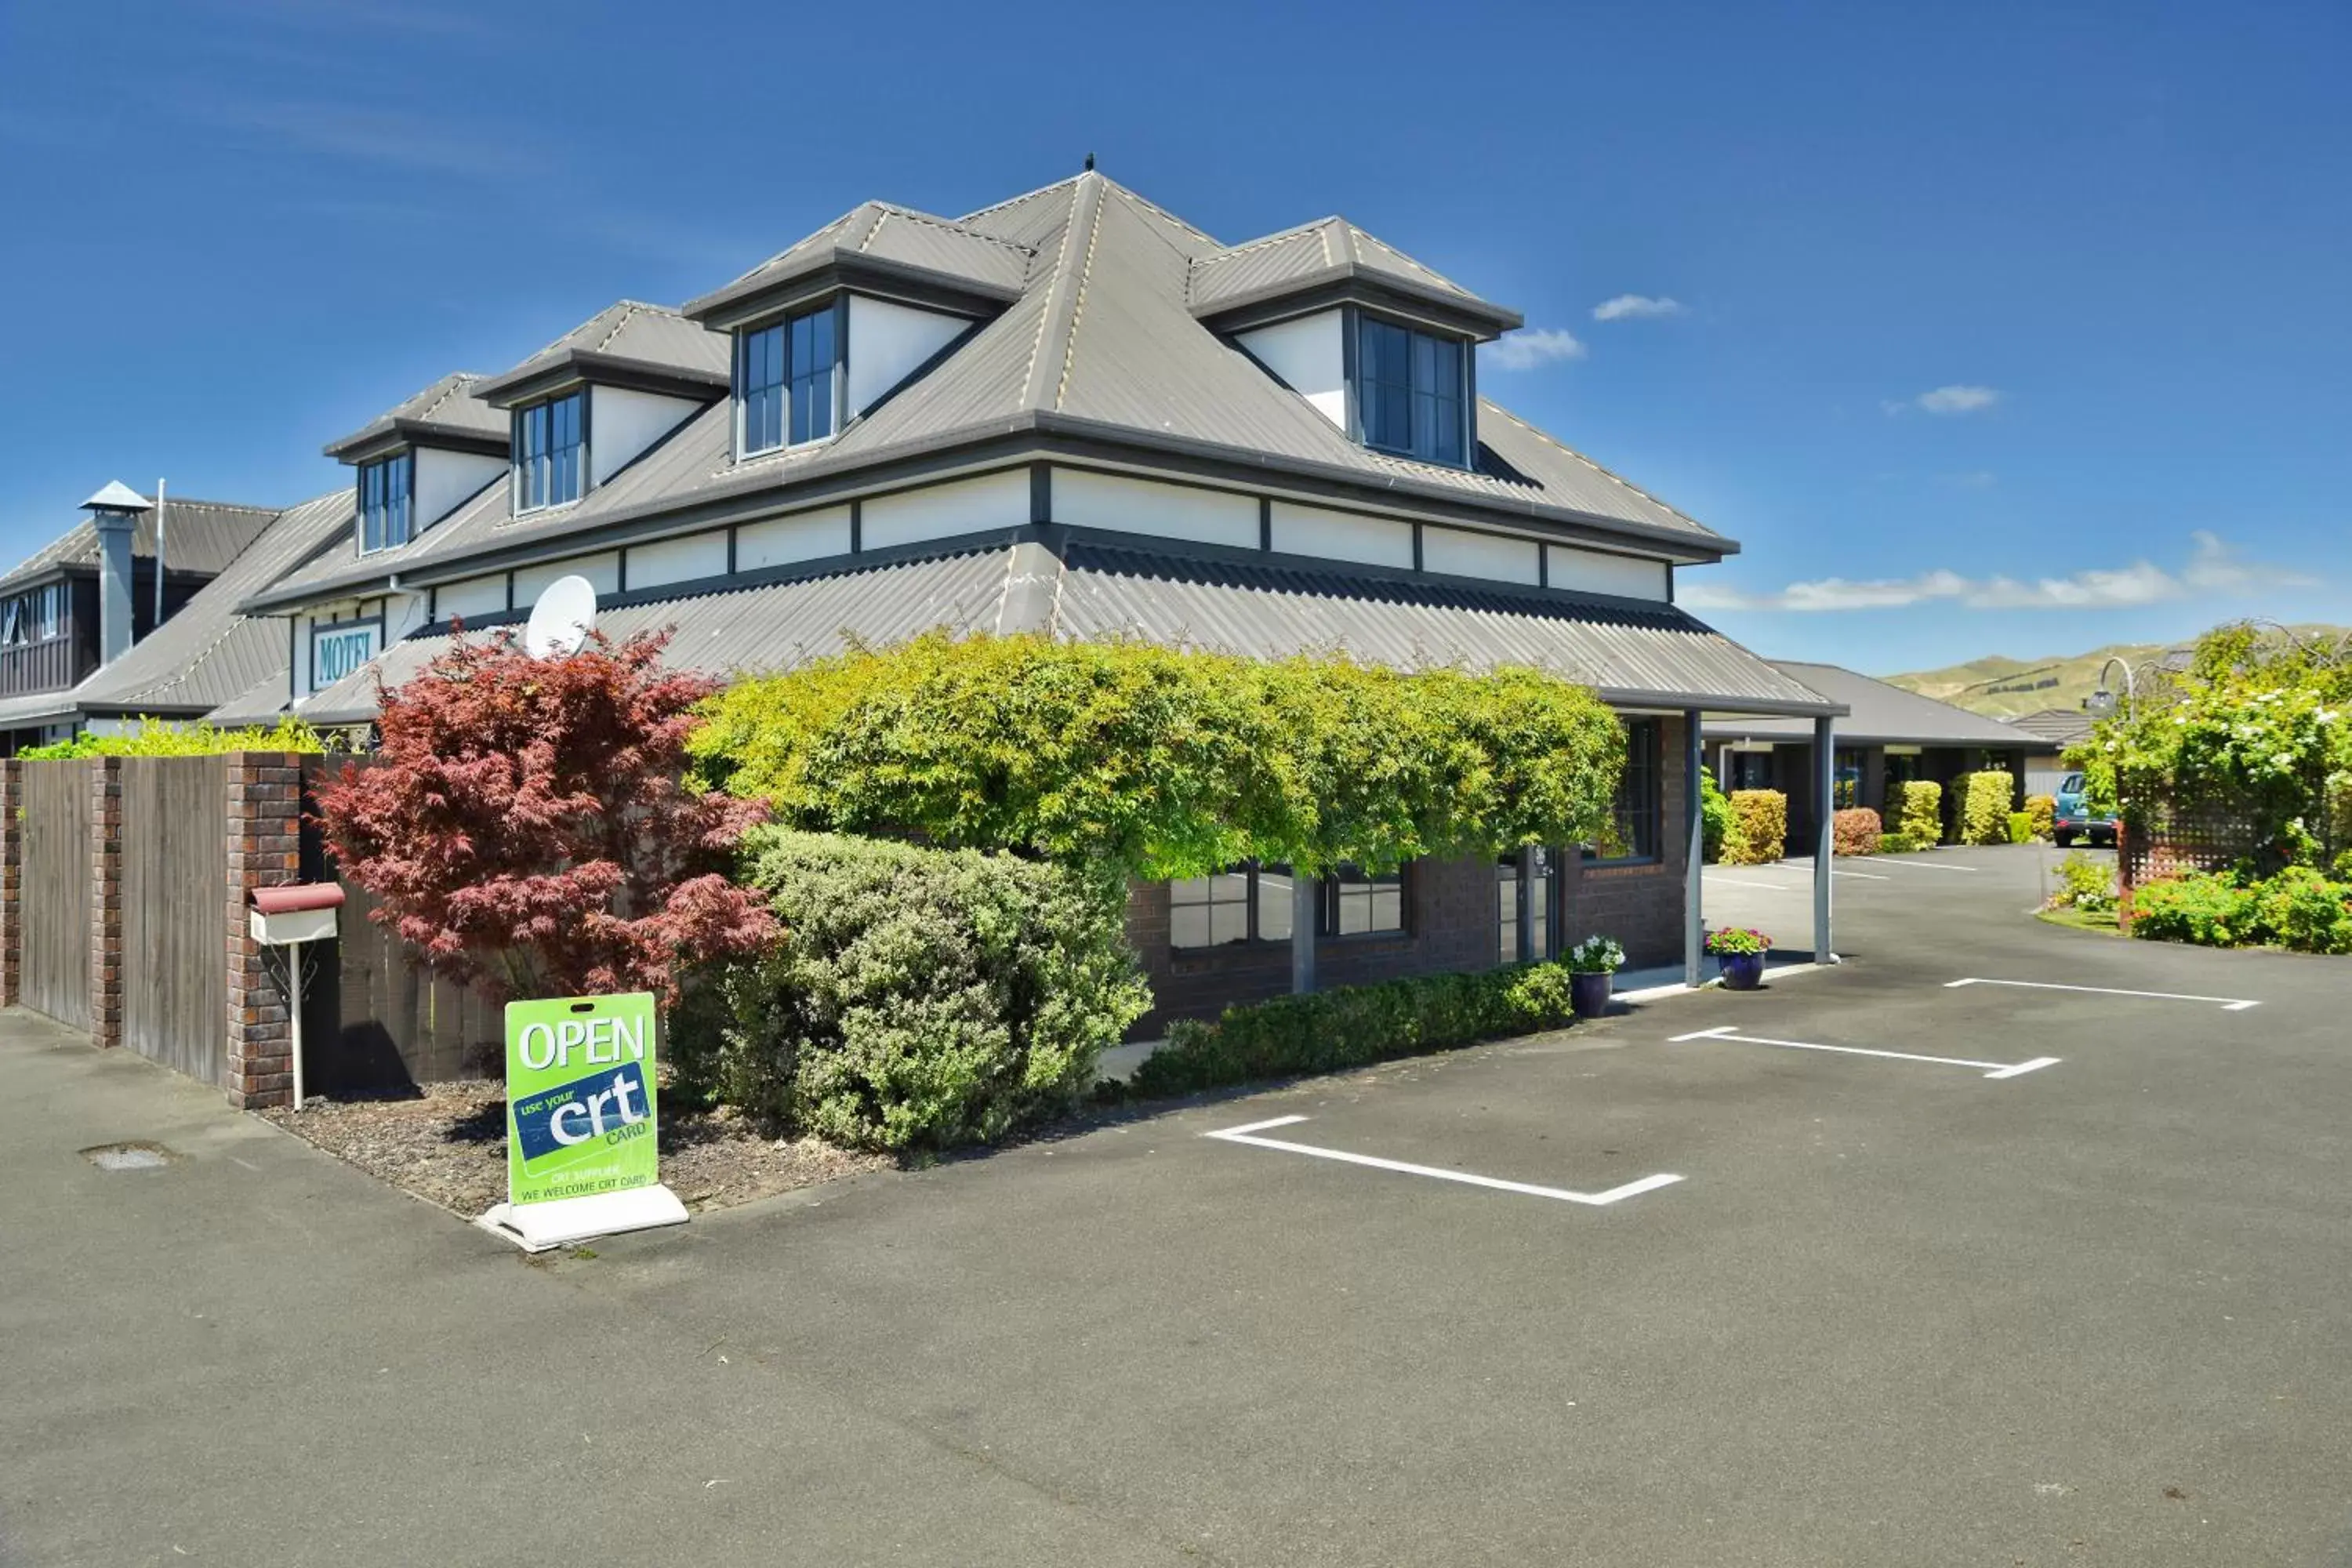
[[1718, 951, 1766, 991], [1570, 969, 1613, 1018]]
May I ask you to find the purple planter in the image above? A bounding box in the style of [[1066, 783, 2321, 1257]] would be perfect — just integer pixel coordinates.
[[1718, 951, 1766, 991], [1570, 969, 1613, 1019]]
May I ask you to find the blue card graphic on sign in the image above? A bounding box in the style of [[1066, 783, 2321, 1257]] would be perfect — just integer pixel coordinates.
[[511, 1061, 653, 1165]]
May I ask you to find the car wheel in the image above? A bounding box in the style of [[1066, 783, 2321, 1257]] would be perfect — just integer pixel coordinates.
[[2055, 829, 2074, 848]]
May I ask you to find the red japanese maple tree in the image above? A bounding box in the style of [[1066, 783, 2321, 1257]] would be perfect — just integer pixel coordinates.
[[314, 627, 775, 1011]]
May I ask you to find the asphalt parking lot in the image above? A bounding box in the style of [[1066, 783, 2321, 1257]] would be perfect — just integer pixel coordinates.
[[9, 844, 2351, 1566]]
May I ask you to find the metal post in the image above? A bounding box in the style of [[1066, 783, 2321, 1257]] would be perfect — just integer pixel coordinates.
[[1685, 709, 1704, 988], [1290, 866, 1317, 996], [1813, 713, 1836, 964], [289, 942, 305, 1112], [1515, 844, 1537, 965]]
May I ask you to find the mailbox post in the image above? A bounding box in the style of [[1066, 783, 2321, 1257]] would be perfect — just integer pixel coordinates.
[[247, 884, 343, 1109]]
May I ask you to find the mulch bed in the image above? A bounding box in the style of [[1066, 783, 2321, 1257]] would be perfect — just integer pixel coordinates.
[[261, 1080, 890, 1219]]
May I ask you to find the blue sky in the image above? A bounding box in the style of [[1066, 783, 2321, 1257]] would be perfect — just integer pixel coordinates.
[[2, 0, 2345, 674]]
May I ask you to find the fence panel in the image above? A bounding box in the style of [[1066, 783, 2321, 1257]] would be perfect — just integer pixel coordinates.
[[119, 757, 230, 1084], [20, 760, 90, 1029], [299, 757, 502, 1092]]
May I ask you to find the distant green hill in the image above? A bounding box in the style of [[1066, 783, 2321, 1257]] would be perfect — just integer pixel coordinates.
[[1885, 624, 2351, 718]]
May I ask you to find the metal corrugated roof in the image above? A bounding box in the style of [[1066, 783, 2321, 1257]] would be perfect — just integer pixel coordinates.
[[1701, 662, 2030, 744], [1047, 542, 1838, 715], [683, 201, 1037, 322], [2005, 707, 2092, 746], [0, 495, 279, 590], [322, 372, 506, 459], [471, 300, 729, 403], [293, 546, 1018, 724], [256, 172, 1726, 615], [1189, 216, 1494, 314]]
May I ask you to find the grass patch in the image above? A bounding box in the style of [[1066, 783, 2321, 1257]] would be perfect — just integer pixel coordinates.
[[2036, 905, 2122, 936]]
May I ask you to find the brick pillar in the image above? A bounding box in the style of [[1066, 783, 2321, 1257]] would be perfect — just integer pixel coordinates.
[[0, 758, 19, 1008], [87, 757, 122, 1048], [224, 752, 302, 1108]]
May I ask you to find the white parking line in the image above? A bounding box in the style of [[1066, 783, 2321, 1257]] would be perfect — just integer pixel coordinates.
[[1853, 855, 1979, 873], [1704, 874, 1798, 891], [1832, 869, 1891, 880], [1945, 978, 2259, 1011], [1669, 1024, 2060, 1080], [1203, 1116, 1683, 1206]]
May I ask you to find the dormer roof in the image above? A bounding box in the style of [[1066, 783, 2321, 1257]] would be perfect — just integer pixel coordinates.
[[1189, 216, 1523, 339], [322, 372, 508, 463], [473, 300, 731, 408], [681, 201, 1037, 330]]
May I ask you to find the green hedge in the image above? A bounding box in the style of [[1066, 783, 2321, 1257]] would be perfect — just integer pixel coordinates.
[[2130, 866, 2352, 953], [1128, 963, 1577, 1098], [2005, 810, 2034, 844], [1877, 831, 1926, 854], [1958, 771, 2015, 846], [2025, 794, 2056, 841], [1700, 770, 1733, 863], [1886, 780, 1943, 845], [1723, 789, 1787, 865], [677, 829, 1151, 1149]]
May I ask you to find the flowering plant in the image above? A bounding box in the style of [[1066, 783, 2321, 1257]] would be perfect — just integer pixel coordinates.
[[1704, 926, 1772, 957], [1566, 934, 1624, 975]]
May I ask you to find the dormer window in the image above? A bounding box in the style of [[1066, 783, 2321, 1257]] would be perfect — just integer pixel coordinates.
[[514, 390, 586, 513], [358, 453, 412, 554], [1355, 314, 1468, 467], [736, 301, 842, 458]]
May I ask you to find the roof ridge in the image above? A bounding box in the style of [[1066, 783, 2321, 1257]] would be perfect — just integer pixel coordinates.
[[1021, 175, 1105, 412], [1098, 182, 1198, 269], [590, 301, 641, 354], [1194, 214, 1341, 267], [416, 374, 487, 423], [869, 201, 1038, 256], [1346, 223, 1465, 294], [956, 172, 1082, 224], [1478, 401, 1706, 533], [1094, 177, 1219, 246], [1052, 185, 1109, 411]]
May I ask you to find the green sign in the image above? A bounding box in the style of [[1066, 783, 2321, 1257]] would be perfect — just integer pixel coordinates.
[[504, 993, 660, 1207]]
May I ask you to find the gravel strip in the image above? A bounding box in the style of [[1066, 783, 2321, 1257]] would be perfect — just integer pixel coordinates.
[[261, 1080, 889, 1218]]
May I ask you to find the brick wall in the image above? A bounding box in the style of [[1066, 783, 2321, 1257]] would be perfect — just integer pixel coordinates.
[[87, 756, 122, 1049], [0, 758, 17, 1009], [223, 752, 303, 1109], [1558, 713, 1690, 971]]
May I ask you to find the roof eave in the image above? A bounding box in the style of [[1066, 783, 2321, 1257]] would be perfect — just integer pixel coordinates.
[[474, 350, 730, 410], [681, 252, 1018, 333], [323, 419, 510, 465], [1194, 266, 1524, 341]]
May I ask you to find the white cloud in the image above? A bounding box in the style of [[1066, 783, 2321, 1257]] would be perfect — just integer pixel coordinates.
[[1889, 384, 2002, 416], [1677, 534, 2318, 614], [1484, 328, 1587, 370], [1592, 294, 1684, 321]]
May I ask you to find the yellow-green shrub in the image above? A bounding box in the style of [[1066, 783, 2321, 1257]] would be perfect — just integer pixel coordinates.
[[1886, 780, 1943, 845], [2025, 793, 2056, 841], [1958, 770, 2015, 845], [1723, 789, 1787, 864]]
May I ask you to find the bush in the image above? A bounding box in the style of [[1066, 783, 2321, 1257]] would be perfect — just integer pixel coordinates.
[[2253, 866, 2352, 954], [1831, 808, 1881, 856], [2052, 851, 2117, 912], [1700, 769, 1734, 863], [20, 717, 326, 759], [2006, 811, 2034, 844], [1723, 789, 1787, 864], [1128, 962, 1576, 1098], [2129, 872, 2261, 948], [1958, 770, 2016, 846], [1886, 780, 1943, 845], [685, 829, 1151, 1149], [1877, 831, 1924, 854], [2025, 794, 2056, 841]]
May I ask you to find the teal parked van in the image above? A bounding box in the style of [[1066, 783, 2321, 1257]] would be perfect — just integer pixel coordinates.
[[2053, 771, 2117, 848]]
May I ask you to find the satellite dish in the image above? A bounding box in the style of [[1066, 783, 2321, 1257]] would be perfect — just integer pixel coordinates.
[[524, 575, 597, 659]]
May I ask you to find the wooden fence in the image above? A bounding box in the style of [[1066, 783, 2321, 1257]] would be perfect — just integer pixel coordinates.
[[20, 760, 91, 1029], [119, 757, 230, 1084]]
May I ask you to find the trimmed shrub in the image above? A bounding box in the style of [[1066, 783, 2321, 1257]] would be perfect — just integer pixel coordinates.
[[2025, 793, 2056, 841], [1129, 962, 1577, 1098], [684, 829, 1151, 1150], [1958, 770, 2016, 846], [1723, 789, 1787, 865], [1877, 831, 1924, 854], [2254, 866, 2352, 954], [21, 716, 327, 759], [1831, 808, 1882, 857], [2052, 851, 2117, 912], [2006, 810, 2034, 844], [1887, 780, 1943, 845], [2129, 872, 2261, 948], [1700, 769, 1734, 863]]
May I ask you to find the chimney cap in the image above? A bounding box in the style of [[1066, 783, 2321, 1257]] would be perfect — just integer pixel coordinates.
[[82, 480, 152, 514]]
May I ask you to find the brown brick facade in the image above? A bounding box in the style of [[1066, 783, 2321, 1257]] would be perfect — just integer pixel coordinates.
[[0, 758, 18, 1009], [87, 756, 122, 1049], [1122, 716, 1695, 1036], [223, 752, 303, 1109]]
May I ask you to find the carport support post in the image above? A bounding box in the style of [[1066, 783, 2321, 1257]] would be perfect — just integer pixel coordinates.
[[1290, 866, 1316, 996], [1813, 714, 1835, 964], [1684, 708, 1704, 988]]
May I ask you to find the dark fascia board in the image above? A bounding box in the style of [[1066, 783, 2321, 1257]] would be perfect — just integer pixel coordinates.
[[322, 420, 511, 464], [473, 350, 730, 411], [681, 252, 1016, 333], [1195, 267, 1524, 341], [245, 414, 1734, 613], [1629, 691, 1849, 720], [1700, 723, 2021, 746]]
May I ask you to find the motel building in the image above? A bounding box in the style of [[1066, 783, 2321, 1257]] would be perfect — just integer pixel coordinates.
[[24, 170, 1853, 1026]]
